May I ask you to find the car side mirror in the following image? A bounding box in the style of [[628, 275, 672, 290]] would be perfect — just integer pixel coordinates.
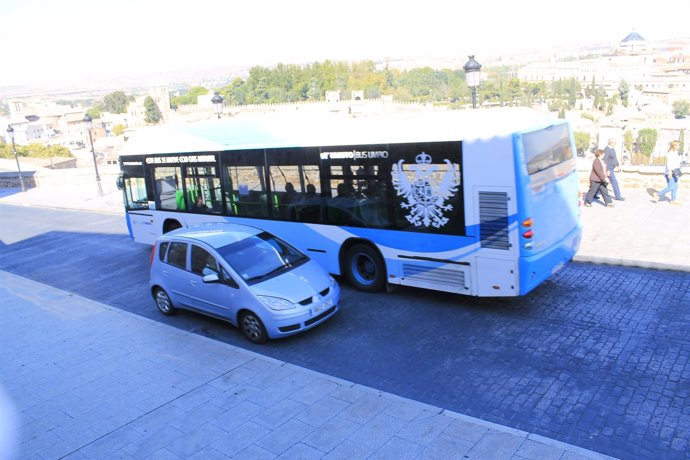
[[202, 273, 220, 283]]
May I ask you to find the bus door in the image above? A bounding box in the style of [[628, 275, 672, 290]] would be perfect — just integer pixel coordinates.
[[182, 165, 223, 214], [119, 158, 157, 244]]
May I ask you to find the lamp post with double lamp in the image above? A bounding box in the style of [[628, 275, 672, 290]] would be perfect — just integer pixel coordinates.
[[212, 92, 224, 119], [5, 126, 25, 192], [83, 114, 103, 196], [463, 55, 482, 109]]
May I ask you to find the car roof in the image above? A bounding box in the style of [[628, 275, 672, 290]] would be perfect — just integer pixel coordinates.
[[162, 223, 263, 248]]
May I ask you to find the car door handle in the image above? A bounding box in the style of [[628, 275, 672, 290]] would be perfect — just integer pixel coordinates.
[[190, 280, 197, 286]]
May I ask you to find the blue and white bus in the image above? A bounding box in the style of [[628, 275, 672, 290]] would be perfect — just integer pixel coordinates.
[[118, 108, 581, 297]]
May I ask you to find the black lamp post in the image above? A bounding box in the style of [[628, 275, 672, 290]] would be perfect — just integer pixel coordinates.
[[5, 125, 25, 192], [83, 114, 103, 196], [211, 92, 224, 119], [463, 55, 482, 109]]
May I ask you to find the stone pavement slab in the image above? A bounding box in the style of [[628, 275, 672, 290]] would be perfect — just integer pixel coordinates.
[[0, 271, 614, 459]]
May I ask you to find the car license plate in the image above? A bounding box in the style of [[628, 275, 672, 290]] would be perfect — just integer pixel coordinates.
[[311, 299, 332, 316]]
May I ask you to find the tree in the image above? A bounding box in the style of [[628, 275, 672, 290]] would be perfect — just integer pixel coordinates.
[[144, 96, 161, 124], [103, 91, 128, 113], [618, 80, 629, 108], [672, 100, 689, 119], [623, 129, 634, 158], [170, 87, 209, 107], [618, 80, 630, 107], [574, 131, 591, 155], [112, 124, 126, 136], [679, 129, 685, 156], [636, 128, 658, 164]]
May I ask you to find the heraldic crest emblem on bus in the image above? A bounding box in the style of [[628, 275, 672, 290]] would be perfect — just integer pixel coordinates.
[[391, 152, 461, 228]]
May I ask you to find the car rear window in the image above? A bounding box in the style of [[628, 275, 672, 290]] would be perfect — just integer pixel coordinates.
[[167, 242, 187, 269], [158, 242, 169, 262]]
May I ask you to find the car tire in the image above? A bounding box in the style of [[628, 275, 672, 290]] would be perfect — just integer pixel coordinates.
[[239, 311, 269, 344], [154, 288, 178, 316], [344, 243, 386, 292]]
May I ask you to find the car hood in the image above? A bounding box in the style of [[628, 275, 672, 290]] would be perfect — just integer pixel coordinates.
[[251, 260, 332, 303]]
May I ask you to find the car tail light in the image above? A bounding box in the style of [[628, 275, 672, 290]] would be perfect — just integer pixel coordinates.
[[150, 243, 156, 267]]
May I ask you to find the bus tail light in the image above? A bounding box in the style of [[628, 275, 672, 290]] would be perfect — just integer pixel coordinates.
[[521, 218, 533, 249]]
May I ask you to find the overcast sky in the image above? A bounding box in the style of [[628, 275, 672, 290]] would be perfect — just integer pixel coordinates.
[[1, 0, 688, 87]]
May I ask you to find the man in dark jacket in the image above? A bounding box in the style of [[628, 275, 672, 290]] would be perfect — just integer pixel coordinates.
[[603, 138, 624, 200]]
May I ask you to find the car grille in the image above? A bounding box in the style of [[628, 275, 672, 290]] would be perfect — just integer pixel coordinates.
[[298, 287, 330, 306]]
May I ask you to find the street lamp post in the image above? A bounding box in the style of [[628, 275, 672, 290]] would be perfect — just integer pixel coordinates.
[[211, 92, 224, 119], [83, 114, 103, 196], [463, 55, 482, 109], [5, 126, 25, 192]]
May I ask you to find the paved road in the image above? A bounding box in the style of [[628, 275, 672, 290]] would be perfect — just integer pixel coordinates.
[[1, 204, 689, 459]]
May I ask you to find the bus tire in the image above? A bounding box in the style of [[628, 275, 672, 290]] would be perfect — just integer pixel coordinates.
[[239, 310, 269, 344], [153, 288, 178, 316], [344, 243, 386, 292]]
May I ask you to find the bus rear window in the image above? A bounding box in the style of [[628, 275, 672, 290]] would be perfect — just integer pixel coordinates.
[[522, 124, 573, 175]]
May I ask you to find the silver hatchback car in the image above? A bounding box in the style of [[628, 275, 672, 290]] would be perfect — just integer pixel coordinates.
[[149, 223, 340, 344]]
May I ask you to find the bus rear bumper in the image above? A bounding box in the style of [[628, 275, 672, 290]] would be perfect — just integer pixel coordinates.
[[518, 224, 582, 295]]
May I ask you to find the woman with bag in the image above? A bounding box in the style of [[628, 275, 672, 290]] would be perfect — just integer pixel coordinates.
[[655, 140, 682, 205], [584, 149, 614, 207]]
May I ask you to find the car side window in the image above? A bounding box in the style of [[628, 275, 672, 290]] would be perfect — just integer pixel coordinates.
[[158, 242, 169, 262], [167, 242, 188, 269], [191, 245, 219, 276]]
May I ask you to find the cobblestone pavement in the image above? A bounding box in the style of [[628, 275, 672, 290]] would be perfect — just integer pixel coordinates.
[[1, 204, 689, 459]]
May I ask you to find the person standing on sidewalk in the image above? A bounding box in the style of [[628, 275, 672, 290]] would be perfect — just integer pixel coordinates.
[[655, 140, 682, 205], [603, 138, 625, 201], [584, 149, 614, 207]]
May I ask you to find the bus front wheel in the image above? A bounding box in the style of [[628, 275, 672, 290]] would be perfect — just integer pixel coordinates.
[[344, 243, 386, 292]]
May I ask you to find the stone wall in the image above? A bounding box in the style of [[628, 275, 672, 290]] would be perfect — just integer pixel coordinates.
[[0, 166, 121, 190], [577, 165, 689, 190]]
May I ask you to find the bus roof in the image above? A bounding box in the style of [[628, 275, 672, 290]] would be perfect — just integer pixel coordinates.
[[120, 107, 562, 156]]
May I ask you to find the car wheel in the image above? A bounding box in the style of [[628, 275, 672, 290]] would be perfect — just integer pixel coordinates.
[[239, 311, 269, 344], [154, 288, 178, 316], [345, 243, 386, 292]]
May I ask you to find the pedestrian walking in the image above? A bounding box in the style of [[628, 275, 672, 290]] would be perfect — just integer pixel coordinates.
[[603, 138, 625, 201], [584, 149, 614, 207], [654, 140, 682, 205]]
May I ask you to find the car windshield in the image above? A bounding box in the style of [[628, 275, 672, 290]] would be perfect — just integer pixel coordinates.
[[217, 231, 308, 284]]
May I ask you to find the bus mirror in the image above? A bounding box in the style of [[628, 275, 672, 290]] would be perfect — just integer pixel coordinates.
[[116, 176, 124, 190]]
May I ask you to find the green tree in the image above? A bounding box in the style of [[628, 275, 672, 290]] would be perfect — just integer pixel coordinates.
[[144, 96, 161, 124], [623, 129, 634, 157], [618, 80, 629, 108], [103, 91, 128, 113], [574, 131, 591, 155], [679, 129, 685, 155], [672, 100, 689, 118], [170, 86, 209, 107], [112, 124, 126, 136], [636, 128, 658, 164]]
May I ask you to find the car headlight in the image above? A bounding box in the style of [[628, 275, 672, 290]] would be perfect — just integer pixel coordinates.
[[257, 295, 295, 311]]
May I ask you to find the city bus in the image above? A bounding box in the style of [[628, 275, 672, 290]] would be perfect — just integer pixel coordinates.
[[117, 108, 581, 297]]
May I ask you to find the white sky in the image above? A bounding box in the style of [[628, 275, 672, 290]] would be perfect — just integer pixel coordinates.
[[1, 0, 688, 87]]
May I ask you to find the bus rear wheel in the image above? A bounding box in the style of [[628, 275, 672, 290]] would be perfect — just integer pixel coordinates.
[[345, 243, 386, 292]]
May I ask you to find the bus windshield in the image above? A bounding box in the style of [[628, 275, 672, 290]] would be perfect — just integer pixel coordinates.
[[522, 123, 573, 175]]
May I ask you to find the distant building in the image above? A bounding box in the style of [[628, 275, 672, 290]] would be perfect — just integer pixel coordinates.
[[517, 31, 690, 106]]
